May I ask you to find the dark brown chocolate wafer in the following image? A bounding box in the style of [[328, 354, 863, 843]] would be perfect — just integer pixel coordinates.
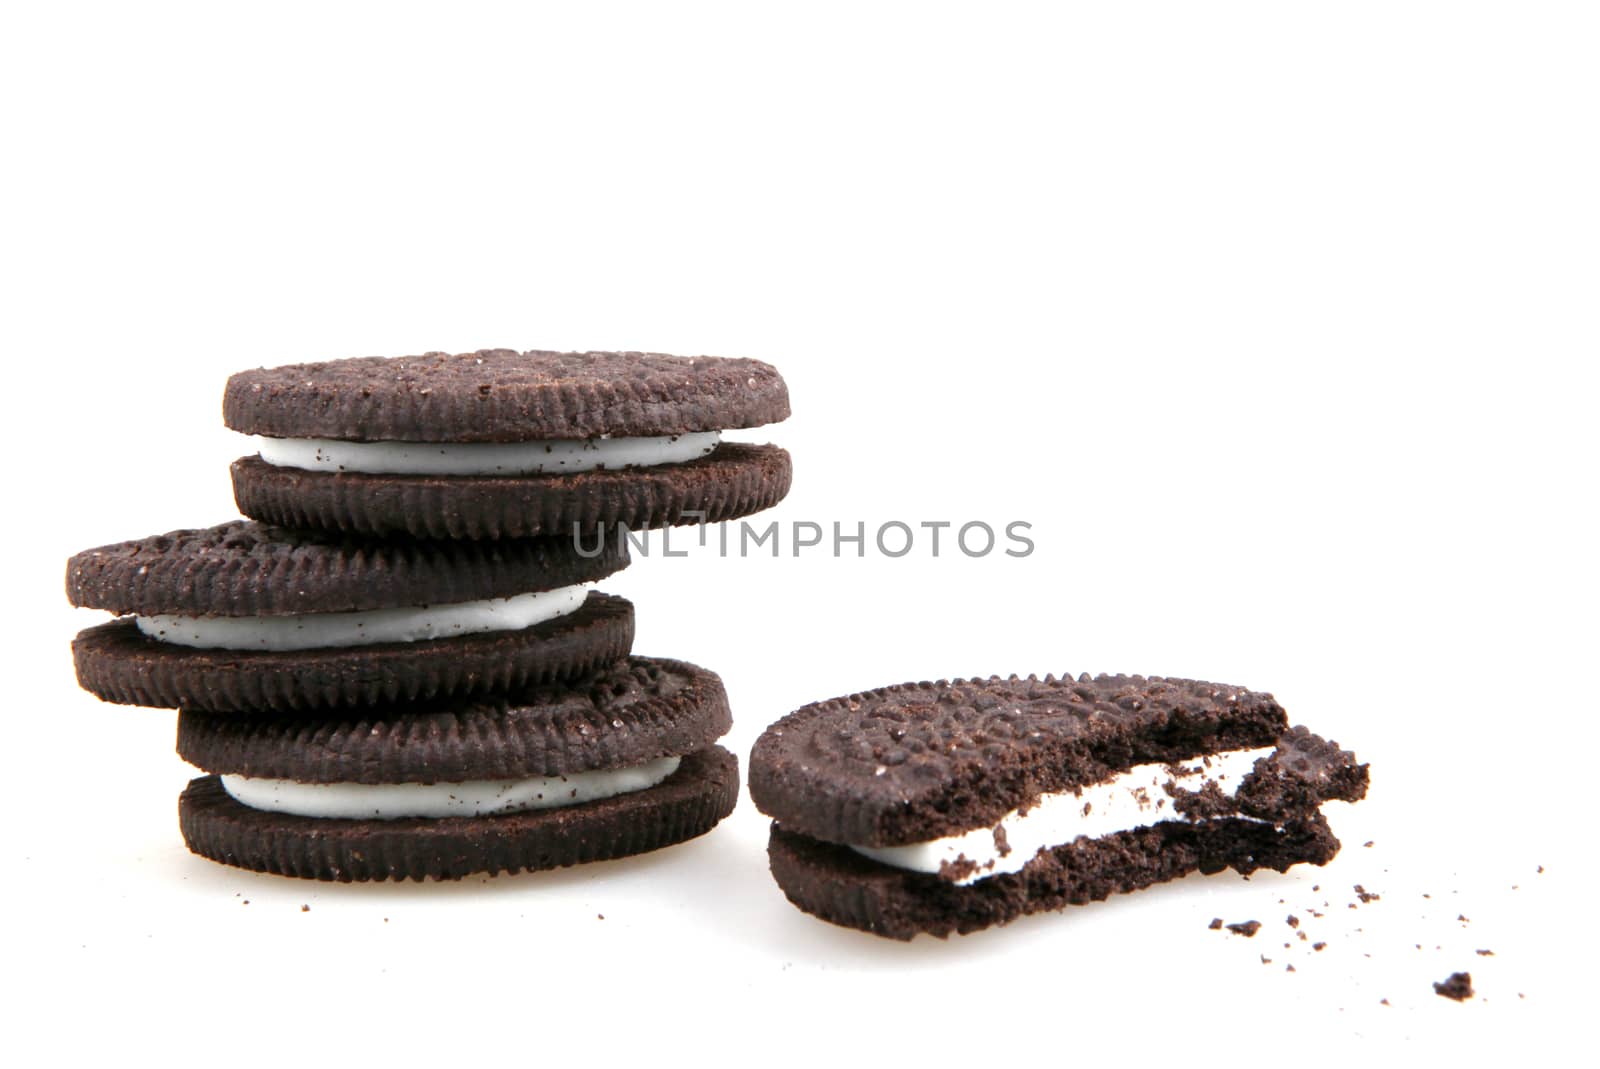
[[66, 520, 626, 617], [179, 746, 740, 881], [225, 349, 789, 442], [1235, 725, 1373, 818], [766, 814, 1342, 941], [178, 657, 731, 780], [231, 441, 791, 540], [74, 592, 634, 714], [749, 674, 1291, 847]]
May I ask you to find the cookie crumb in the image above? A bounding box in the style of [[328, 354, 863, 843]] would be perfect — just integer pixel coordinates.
[[1313, 942, 1327, 952], [1476, 949, 1494, 956], [1433, 972, 1474, 1001], [598, 914, 605, 920], [1286, 914, 1300, 928], [300, 904, 310, 913], [1226, 920, 1262, 937], [1354, 884, 1380, 903], [1208, 917, 1223, 930], [1363, 840, 1374, 848]]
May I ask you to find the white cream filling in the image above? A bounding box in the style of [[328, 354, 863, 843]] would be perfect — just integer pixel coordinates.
[[220, 755, 682, 820], [254, 430, 721, 476], [851, 746, 1276, 885], [134, 585, 587, 651]]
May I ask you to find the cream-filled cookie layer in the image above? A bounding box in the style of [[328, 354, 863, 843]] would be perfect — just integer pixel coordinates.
[[135, 585, 587, 651], [220, 755, 682, 820], [851, 746, 1275, 885], [254, 430, 721, 476]]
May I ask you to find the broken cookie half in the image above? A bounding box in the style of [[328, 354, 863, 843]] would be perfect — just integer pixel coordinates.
[[748, 673, 1368, 940]]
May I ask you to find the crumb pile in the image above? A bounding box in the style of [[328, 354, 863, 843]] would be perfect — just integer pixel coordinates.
[[1204, 860, 1545, 1005]]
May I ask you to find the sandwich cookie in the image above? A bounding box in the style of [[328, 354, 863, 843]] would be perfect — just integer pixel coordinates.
[[177, 657, 740, 880], [226, 349, 793, 539], [749, 674, 1369, 940], [67, 521, 632, 713]]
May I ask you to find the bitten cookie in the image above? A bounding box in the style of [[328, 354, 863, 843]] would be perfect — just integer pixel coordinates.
[[226, 348, 792, 539], [749, 673, 1369, 940], [177, 658, 740, 880], [67, 521, 633, 713]]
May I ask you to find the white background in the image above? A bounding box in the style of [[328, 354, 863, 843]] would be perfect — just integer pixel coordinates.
[[5, 2, 1593, 1062]]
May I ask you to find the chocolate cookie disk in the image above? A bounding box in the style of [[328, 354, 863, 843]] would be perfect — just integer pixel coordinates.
[[66, 520, 632, 712], [179, 746, 739, 882], [749, 673, 1369, 939], [767, 814, 1342, 941], [224, 350, 788, 442], [66, 520, 626, 616], [749, 674, 1292, 847], [73, 594, 633, 713], [231, 442, 792, 541], [224, 349, 792, 539], [178, 657, 732, 781]]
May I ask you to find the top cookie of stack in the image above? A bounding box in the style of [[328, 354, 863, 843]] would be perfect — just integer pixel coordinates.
[[225, 348, 792, 540]]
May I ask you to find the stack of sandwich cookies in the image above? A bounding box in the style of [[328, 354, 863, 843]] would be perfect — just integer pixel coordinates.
[[64, 347, 788, 880], [225, 349, 792, 540], [749, 673, 1369, 940]]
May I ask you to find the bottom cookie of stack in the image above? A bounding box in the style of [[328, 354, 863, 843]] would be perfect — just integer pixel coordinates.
[[175, 656, 738, 881]]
